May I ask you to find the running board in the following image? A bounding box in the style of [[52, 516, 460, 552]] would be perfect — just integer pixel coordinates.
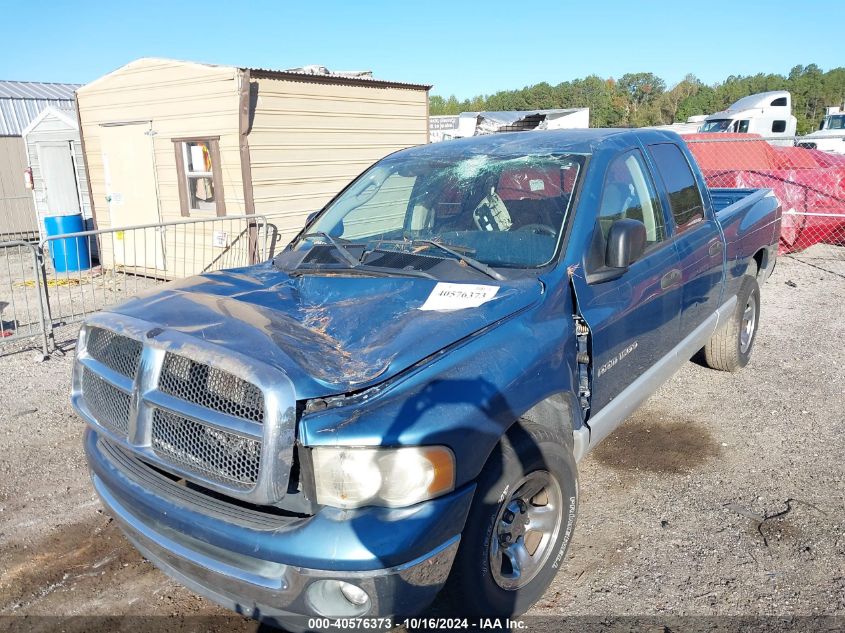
[[572, 295, 737, 462]]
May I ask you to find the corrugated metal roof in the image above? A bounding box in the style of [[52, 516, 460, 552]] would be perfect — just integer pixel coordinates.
[[0, 98, 77, 136], [282, 65, 375, 79], [0, 81, 79, 136], [0, 80, 80, 100], [247, 65, 430, 90]]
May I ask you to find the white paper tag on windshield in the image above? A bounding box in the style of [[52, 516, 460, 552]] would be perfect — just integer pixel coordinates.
[[420, 283, 499, 311]]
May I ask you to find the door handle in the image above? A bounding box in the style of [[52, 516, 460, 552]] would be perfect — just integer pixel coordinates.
[[660, 269, 682, 289], [708, 240, 723, 257]]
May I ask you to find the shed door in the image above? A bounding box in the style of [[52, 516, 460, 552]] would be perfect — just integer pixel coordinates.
[[100, 122, 165, 272], [37, 141, 81, 215]]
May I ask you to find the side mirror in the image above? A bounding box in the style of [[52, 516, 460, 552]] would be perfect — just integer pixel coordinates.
[[305, 211, 319, 226], [606, 219, 647, 269]]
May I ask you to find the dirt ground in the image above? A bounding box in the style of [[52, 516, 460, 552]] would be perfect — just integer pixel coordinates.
[[0, 255, 843, 631]]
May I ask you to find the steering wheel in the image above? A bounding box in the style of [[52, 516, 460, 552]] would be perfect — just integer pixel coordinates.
[[516, 223, 556, 237]]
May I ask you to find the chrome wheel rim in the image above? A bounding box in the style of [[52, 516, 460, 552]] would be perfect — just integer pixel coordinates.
[[489, 470, 563, 590], [740, 295, 757, 354]]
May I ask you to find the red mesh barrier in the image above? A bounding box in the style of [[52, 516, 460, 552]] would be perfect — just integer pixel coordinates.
[[685, 135, 845, 255]]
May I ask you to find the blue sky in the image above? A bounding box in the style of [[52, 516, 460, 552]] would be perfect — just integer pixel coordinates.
[[2, 0, 841, 98]]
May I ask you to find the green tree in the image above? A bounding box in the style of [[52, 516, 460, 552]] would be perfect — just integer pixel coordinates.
[[429, 95, 447, 116], [618, 72, 666, 112], [655, 74, 704, 124], [429, 64, 845, 132]]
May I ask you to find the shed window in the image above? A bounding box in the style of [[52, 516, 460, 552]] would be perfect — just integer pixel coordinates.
[[174, 138, 225, 216]]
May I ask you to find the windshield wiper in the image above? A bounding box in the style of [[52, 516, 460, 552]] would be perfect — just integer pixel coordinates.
[[412, 240, 506, 281], [293, 233, 435, 279], [297, 233, 499, 281], [289, 265, 435, 280], [301, 232, 361, 269]]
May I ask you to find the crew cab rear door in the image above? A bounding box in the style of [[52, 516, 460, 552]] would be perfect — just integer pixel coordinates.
[[573, 148, 682, 414], [645, 142, 724, 339]]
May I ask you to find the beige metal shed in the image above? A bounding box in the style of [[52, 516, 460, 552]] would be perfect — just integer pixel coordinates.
[[76, 58, 431, 262]]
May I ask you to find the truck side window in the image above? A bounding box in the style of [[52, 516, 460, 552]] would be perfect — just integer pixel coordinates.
[[648, 143, 705, 233], [771, 120, 787, 133], [598, 150, 665, 248], [737, 120, 749, 133]]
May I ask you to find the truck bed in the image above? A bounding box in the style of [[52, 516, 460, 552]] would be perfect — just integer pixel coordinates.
[[708, 187, 762, 213], [709, 187, 781, 298]]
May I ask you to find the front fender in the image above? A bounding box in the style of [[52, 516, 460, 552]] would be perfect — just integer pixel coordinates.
[[300, 300, 579, 488]]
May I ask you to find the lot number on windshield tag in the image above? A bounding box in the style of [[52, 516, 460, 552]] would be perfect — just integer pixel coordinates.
[[420, 283, 499, 311]]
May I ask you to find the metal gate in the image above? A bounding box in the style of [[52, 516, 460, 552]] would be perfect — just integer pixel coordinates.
[[1, 215, 277, 357], [0, 241, 50, 356]]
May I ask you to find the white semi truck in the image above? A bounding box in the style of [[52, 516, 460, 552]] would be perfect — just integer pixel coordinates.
[[698, 90, 797, 143], [796, 106, 845, 154]]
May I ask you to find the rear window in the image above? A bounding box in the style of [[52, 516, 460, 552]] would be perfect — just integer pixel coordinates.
[[648, 143, 705, 233]]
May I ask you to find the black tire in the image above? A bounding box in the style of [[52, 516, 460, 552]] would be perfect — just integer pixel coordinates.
[[704, 275, 761, 372], [441, 423, 578, 618]]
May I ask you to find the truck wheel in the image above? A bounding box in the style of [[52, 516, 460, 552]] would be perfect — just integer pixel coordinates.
[[704, 275, 760, 372], [441, 423, 578, 617]]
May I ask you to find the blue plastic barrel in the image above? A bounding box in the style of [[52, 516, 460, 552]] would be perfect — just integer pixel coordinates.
[[44, 214, 91, 273]]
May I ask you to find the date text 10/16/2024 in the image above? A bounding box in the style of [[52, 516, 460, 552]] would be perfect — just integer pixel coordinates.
[[307, 617, 528, 629]]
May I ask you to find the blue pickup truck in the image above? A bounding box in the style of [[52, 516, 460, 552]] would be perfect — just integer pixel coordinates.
[[72, 129, 781, 627]]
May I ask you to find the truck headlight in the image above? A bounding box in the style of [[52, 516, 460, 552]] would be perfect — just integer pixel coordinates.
[[311, 446, 455, 509]]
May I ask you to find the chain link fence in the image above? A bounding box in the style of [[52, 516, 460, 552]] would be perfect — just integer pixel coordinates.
[[1, 215, 278, 357], [685, 134, 845, 275]]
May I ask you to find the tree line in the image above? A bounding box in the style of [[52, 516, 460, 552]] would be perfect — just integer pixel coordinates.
[[429, 65, 845, 135]]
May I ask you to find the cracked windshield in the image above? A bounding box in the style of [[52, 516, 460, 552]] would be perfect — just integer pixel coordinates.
[[288, 151, 585, 276]]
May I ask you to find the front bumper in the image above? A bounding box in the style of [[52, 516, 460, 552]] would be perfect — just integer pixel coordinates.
[[85, 429, 472, 623]]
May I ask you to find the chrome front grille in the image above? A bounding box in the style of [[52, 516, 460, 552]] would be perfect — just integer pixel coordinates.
[[151, 408, 261, 489], [159, 353, 265, 424], [72, 314, 296, 505], [81, 367, 131, 435], [86, 327, 142, 379]]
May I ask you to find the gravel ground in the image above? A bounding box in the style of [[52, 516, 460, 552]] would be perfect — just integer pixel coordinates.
[[0, 255, 843, 631]]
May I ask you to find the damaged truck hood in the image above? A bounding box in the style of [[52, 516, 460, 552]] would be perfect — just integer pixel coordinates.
[[107, 264, 543, 399]]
